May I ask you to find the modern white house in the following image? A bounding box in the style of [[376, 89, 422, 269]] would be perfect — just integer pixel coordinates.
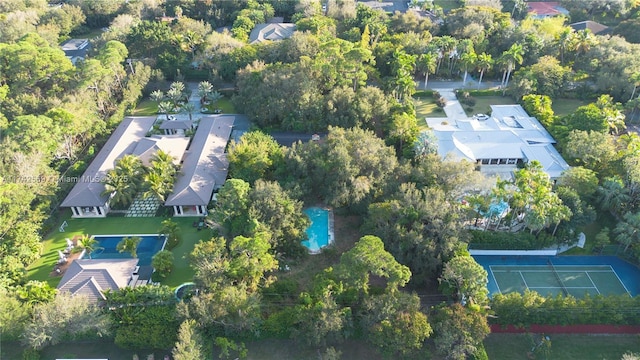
[[427, 105, 570, 180], [165, 115, 234, 217]]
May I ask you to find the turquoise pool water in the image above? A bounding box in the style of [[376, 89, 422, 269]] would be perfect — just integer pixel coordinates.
[[302, 207, 330, 253], [90, 234, 166, 266]]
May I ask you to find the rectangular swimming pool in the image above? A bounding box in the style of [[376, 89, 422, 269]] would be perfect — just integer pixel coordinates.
[[90, 234, 166, 266], [302, 207, 332, 254]]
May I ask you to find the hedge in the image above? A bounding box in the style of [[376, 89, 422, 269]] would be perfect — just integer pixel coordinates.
[[491, 290, 640, 327]]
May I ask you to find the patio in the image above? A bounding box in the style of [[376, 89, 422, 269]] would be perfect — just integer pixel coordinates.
[[126, 194, 161, 217]]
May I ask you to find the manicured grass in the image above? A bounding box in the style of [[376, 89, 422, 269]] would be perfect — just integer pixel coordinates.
[[464, 95, 518, 117], [26, 214, 200, 288], [435, 0, 461, 10], [203, 97, 237, 114], [552, 98, 587, 117], [414, 97, 447, 125], [131, 99, 158, 116], [484, 333, 640, 360]]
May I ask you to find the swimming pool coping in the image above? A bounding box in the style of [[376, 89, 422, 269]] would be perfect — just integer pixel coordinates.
[[304, 207, 334, 255]]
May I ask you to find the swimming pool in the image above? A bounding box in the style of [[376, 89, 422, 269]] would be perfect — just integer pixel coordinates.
[[89, 234, 166, 266], [302, 207, 333, 254]]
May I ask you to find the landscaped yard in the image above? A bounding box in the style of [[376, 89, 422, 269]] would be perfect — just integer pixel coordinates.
[[484, 333, 640, 359], [552, 98, 587, 116], [202, 97, 237, 114], [131, 99, 158, 116], [27, 213, 202, 288], [414, 96, 447, 129], [463, 95, 518, 117]]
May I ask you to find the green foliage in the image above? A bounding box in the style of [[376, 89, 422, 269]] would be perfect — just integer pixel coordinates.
[[172, 319, 206, 360], [214, 337, 248, 360], [440, 255, 489, 305], [152, 250, 174, 277], [21, 349, 41, 360], [433, 304, 490, 360], [228, 131, 284, 184], [469, 230, 546, 250], [16, 281, 57, 305], [522, 94, 555, 128], [160, 219, 182, 250], [22, 293, 111, 350], [491, 291, 640, 327], [0, 288, 31, 341]]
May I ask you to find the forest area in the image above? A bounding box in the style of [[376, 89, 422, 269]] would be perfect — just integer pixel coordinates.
[[2, 0, 640, 359]]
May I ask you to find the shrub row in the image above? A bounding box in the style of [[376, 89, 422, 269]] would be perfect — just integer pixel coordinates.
[[469, 230, 538, 250], [491, 290, 640, 327]]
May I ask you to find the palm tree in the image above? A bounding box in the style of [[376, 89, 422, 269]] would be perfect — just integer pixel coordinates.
[[597, 176, 629, 218], [157, 101, 173, 121], [417, 52, 437, 89], [75, 234, 98, 259], [459, 51, 477, 87], [476, 53, 493, 89], [143, 170, 174, 203], [197, 81, 213, 103], [166, 87, 183, 108], [555, 27, 574, 64], [629, 72, 640, 100], [117, 236, 142, 258], [101, 155, 143, 208], [501, 43, 524, 94], [571, 30, 594, 59], [614, 212, 640, 253], [150, 90, 164, 103], [181, 102, 196, 121]]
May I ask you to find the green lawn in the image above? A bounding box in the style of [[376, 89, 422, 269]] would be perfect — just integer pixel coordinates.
[[203, 97, 237, 114], [131, 99, 158, 116], [27, 214, 201, 288], [552, 98, 587, 117], [464, 95, 518, 117], [414, 97, 447, 126], [435, 0, 461, 10], [484, 333, 640, 360]]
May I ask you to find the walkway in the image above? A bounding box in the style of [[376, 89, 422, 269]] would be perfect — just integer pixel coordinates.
[[433, 89, 468, 120], [125, 194, 161, 217]]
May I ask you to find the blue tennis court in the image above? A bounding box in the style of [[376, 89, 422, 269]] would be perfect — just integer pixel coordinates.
[[473, 255, 640, 298]]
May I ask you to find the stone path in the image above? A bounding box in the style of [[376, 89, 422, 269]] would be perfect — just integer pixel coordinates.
[[126, 194, 161, 217]]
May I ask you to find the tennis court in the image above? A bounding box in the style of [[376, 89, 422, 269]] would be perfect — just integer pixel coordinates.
[[490, 263, 630, 298], [474, 256, 640, 298]]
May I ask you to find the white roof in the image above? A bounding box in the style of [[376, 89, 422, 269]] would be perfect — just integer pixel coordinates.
[[429, 105, 569, 178]]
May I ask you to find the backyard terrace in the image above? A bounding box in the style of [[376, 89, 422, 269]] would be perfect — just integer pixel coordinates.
[[27, 213, 207, 288]]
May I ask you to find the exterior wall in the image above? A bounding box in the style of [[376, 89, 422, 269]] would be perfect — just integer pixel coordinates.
[[172, 205, 207, 217], [70, 206, 108, 218]]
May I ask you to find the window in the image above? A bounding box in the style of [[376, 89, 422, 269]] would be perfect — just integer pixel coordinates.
[[490, 159, 499, 164], [481, 159, 490, 164]]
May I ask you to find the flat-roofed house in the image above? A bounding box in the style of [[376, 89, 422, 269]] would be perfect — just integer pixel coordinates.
[[427, 105, 569, 180], [165, 116, 234, 216], [57, 259, 138, 304]]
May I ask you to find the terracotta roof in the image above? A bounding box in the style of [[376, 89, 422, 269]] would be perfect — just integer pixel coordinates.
[[527, 2, 569, 17]]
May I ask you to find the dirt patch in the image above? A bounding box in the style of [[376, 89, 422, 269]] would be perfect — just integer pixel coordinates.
[[49, 235, 82, 277]]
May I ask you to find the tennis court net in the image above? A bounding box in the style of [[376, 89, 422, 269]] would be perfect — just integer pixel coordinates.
[[547, 259, 569, 296]]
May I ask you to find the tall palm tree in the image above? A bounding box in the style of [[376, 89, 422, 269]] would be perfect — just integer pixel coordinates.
[[476, 53, 493, 89], [459, 51, 477, 87], [117, 236, 142, 258], [629, 72, 640, 100], [181, 102, 196, 121], [157, 101, 173, 121], [75, 234, 99, 259], [143, 169, 174, 203], [501, 43, 524, 93], [555, 27, 574, 65], [166, 87, 183, 108], [417, 52, 437, 89], [597, 176, 629, 218]]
